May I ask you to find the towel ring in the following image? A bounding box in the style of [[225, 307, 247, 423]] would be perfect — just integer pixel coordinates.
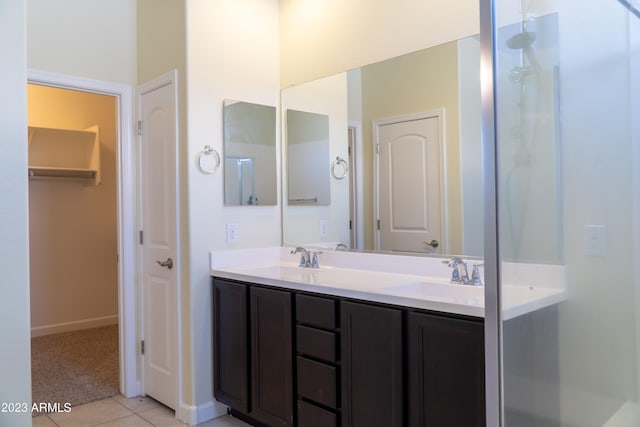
[[331, 156, 349, 180], [197, 145, 220, 174]]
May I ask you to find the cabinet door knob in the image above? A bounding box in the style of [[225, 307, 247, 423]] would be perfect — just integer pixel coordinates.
[[156, 258, 173, 269]]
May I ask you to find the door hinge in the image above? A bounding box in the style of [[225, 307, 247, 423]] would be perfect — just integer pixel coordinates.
[[349, 219, 353, 230], [139, 230, 144, 245], [376, 143, 380, 154], [377, 219, 381, 230], [137, 120, 142, 136], [140, 340, 145, 355]]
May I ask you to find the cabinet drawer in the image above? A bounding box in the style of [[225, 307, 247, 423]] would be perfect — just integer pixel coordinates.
[[298, 399, 337, 427], [297, 357, 337, 408], [297, 325, 337, 363], [296, 294, 337, 329]]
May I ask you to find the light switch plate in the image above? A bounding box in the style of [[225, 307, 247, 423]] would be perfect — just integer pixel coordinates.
[[584, 225, 606, 257], [226, 223, 238, 244], [319, 219, 329, 238]]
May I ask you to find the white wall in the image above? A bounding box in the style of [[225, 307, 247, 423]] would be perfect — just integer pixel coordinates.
[[27, 0, 136, 84], [185, 0, 280, 417], [279, 0, 479, 87], [0, 1, 32, 426]]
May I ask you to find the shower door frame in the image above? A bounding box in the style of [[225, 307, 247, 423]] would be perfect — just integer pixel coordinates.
[[479, 0, 503, 426]]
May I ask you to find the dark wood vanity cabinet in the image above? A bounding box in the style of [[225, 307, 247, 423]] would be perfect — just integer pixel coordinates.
[[212, 277, 485, 427], [295, 294, 340, 427], [341, 301, 404, 427], [408, 312, 485, 427], [212, 279, 293, 427], [250, 286, 294, 427], [212, 279, 249, 412]]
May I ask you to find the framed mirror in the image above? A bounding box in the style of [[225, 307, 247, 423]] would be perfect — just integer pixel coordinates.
[[223, 99, 277, 206]]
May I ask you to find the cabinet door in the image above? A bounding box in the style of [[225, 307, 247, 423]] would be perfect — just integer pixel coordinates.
[[250, 286, 294, 427], [408, 312, 485, 427], [212, 279, 248, 412], [341, 301, 403, 427]]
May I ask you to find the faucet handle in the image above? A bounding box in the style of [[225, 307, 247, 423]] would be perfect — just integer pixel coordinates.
[[311, 251, 321, 269], [471, 263, 483, 286], [300, 254, 309, 267]]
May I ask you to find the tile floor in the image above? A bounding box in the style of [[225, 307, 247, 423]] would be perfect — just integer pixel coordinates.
[[32, 395, 252, 427]]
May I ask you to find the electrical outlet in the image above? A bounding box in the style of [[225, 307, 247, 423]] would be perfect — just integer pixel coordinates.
[[319, 219, 329, 238], [226, 223, 238, 244], [584, 225, 606, 257]]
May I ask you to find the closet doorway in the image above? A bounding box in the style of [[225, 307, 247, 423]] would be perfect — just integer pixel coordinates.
[[26, 72, 138, 408], [28, 83, 120, 408]]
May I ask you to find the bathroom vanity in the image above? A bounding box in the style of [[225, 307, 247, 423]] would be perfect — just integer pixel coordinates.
[[210, 247, 567, 427]]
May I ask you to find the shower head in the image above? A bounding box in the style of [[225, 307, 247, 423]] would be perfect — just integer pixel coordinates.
[[506, 31, 537, 50], [506, 30, 539, 72]]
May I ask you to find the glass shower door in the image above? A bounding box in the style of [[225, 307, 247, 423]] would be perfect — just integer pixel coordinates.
[[490, 0, 640, 425]]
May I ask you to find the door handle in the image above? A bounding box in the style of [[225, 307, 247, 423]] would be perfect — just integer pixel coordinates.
[[424, 240, 439, 248], [156, 258, 174, 269]]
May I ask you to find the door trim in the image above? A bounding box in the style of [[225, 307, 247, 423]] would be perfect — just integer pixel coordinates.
[[27, 69, 139, 397], [372, 109, 448, 253], [137, 69, 182, 414], [348, 120, 364, 250]]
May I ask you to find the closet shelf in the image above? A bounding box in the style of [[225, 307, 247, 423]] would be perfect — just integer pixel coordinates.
[[28, 166, 98, 180], [28, 125, 101, 185]]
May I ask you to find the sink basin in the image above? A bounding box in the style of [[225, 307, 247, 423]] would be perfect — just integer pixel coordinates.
[[381, 281, 484, 305], [240, 265, 412, 289], [241, 265, 357, 287], [242, 265, 319, 281]]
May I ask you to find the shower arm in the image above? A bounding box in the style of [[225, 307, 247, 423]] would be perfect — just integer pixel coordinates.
[[617, 0, 640, 20]]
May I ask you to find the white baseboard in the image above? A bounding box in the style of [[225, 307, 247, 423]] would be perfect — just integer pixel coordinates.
[[176, 399, 228, 426], [31, 314, 118, 337]]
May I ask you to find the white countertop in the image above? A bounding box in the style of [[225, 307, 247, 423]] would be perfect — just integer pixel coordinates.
[[210, 247, 568, 320]]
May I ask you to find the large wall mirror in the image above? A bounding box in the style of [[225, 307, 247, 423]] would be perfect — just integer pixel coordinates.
[[281, 36, 484, 257], [281, 20, 562, 263], [223, 100, 277, 206]]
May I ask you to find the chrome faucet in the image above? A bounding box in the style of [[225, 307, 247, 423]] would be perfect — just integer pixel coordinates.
[[444, 258, 470, 285], [335, 243, 348, 251], [291, 247, 311, 267], [443, 258, 484, 286], [291, 247, 320, 269]]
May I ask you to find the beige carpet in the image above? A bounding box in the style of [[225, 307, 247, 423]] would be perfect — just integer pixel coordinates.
[[31, 324, 120, 413]]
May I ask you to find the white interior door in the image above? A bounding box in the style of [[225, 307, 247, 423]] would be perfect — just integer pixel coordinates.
[[375, 112, 444, 254], [139, 71, 179, 409]]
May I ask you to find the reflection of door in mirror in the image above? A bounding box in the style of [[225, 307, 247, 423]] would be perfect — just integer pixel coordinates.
[[224, 157, 256, 205], [375, 112, 444, 254], [223, 100, 277, 206]]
